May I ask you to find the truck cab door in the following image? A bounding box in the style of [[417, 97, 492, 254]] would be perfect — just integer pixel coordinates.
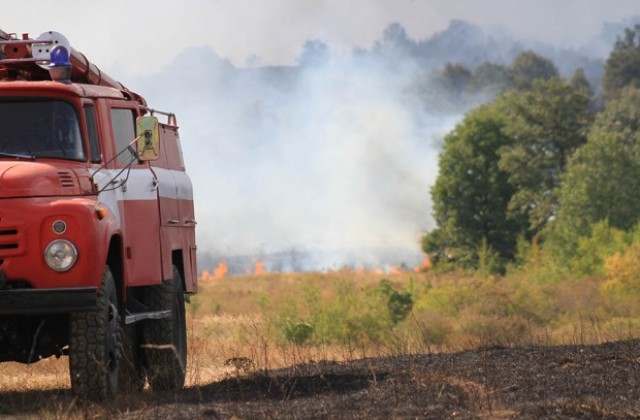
[[110, 108, 162, 287]]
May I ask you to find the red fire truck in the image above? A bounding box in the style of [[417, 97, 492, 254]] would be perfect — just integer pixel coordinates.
[[0, 29, 197, 399]]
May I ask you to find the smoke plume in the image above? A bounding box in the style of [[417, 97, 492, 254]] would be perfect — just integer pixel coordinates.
[[131, 19, 622, 272]]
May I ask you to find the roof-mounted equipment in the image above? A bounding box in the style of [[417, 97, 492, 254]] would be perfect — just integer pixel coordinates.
[[0, 30, 126, 90]]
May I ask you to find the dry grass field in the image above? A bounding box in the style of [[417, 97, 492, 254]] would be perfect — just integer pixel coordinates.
[[2, 270, 640, 418]]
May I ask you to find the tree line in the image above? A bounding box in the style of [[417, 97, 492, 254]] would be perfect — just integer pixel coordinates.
[[423, 24, 640, 273]]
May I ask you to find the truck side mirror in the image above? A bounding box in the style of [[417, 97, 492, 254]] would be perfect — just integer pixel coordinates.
[[135, 116, 160, 161]]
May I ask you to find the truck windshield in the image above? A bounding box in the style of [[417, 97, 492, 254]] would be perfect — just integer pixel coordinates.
[[0, 99, 85, 160]]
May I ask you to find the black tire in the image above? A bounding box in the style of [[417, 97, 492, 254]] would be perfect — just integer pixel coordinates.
[[118, 323, 145, 392], [69, 265, 121, 400], [142, 265, 187, 390]]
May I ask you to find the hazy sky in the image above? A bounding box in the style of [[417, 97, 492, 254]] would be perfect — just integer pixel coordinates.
[[3, 0, 639, 78]]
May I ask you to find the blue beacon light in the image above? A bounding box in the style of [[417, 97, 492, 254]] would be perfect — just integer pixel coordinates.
[[48, 45, 72, 83], [50, 45, 70, 66]]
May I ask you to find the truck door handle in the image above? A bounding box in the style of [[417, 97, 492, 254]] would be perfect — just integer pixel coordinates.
[[167, 219, 179, 225], [151, 179, 159, 191], [184, 219, 197, 225], [111, 178, 127, 191]]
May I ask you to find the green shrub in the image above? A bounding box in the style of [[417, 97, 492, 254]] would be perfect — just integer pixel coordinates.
[[476, 238, 503, 275], [572, 221, 627, 276], [411, 309, 453, 349], [377, 279, 414, 325], [282, 319, 314, 345]]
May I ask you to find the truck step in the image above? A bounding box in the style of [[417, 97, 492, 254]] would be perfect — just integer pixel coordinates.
[[124, 309, 170, 324]]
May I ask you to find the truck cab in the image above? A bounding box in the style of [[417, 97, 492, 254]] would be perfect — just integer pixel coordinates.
[[0, 30, 196, 399]]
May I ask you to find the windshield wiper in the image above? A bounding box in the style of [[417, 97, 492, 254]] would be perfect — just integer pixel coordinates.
[[0, 151, 36, 160]]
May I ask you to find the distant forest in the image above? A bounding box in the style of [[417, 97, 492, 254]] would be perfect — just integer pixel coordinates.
[[295, 17, 640, 113], [422, 22, 640, 275]]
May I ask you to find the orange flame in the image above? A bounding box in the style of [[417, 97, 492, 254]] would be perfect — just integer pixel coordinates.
[[414, 257, 432, 272], [200, 269, 213, 282], [214, 261, 228, 279], [255, 261, 265, 275]]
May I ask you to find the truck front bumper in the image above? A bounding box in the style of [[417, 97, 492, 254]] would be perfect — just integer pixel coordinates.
[[0, 287, 97, 315]]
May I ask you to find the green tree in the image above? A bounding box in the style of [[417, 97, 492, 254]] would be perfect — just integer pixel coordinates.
[[411, 63, 476, 115], [438, 63, 472, 99], [509, 50, 559, 90], [495, 79, 592, 234], [470, 61, 511, 94], [424, 104, 526, 268], [602, 24, 640, 99], [556, 134, 640, 235], [569, 68, 593, 98], [589, 86, 640, 145], [552, 88, 640, 244]]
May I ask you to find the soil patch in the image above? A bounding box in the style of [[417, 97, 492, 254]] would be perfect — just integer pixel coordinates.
[[1, 339, 640, 418]]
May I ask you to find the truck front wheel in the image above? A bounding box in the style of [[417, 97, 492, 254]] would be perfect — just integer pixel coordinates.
[[142, 265, 187, 390], [118, 323, 145, 392], [69, 265, 121, 400]]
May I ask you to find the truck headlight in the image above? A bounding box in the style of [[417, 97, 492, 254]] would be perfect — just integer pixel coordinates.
[[44, 239, 78, 272]]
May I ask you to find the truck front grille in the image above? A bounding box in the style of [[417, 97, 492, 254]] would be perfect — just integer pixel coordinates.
[[0, 228, 21, 256]]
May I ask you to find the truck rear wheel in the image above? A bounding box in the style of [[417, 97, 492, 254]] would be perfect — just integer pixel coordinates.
[[142, 265, 187, 390], [69, 265, 121, 400]]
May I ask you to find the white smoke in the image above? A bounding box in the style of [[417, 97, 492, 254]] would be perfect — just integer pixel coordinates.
[[131, 40, 459, 271]]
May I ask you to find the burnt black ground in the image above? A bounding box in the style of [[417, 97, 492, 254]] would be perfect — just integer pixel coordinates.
[[2, 339, 640, 419]]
